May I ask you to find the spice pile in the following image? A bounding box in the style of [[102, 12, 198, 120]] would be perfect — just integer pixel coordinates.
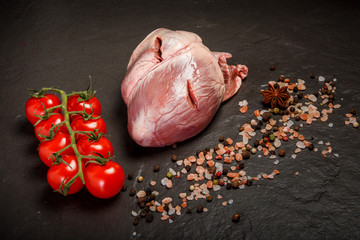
[[126, 72, 356, 227]]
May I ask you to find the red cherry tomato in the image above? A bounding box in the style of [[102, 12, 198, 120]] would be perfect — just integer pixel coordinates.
[[25, 94, 61, 125], [84, 161, 125, 199], [70, 116, 106, 141], [38, 132, 74, 167], [67, 95, 101, 121], [77, 136, 113, 164], [47, 155, 84, 195], [34, 113, 68, 141]]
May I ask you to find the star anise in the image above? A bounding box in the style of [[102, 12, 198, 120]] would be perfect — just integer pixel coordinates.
[[261, 83, 290, 108]]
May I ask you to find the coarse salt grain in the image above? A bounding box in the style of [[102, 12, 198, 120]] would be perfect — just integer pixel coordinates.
[[131, 211, 138, 216], [328, 123, 333, 127], [274, 159, 279, 165], [239, 100, 248, 106], [319, 76, 325, 81]]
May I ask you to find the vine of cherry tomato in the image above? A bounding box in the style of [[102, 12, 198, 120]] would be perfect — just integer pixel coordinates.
[[25, 85, 125, 199]]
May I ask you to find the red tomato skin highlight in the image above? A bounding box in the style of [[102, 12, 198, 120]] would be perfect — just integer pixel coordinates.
[[38, 132, 74, 167], [77, 136, 113, 164], [84, 161, 125, 199], [25, 94, 62, 125], [47, 155, 84, 195], [70, 116, 106, 141], [34, 113, 68, 141], [67, 95, 101, 121]]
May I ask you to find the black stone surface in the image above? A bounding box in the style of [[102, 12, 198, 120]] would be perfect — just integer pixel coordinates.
[[1, 0, 360, 239]]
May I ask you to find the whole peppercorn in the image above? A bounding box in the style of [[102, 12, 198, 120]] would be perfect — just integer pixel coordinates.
[[289, 107, 295, 113], [171, 154, 178, 162], [238, 162, 245, 170], [321, 89, 327, 95], [133, 216, 140, 226], [138, 197, 145, 204], [313, 91, 319, 97], [219, 136, 225, 142], [197, 206, 204, 213], [121, 185, 127, 192], [153, 164, 160, 172], [137, 176, 144, 183], [263, 137, 269, 143], [269, 150, 275, 156], [232, 180, 240, 189], [269, 134, 275, 142], [129, 188, 136, 196], [139, 202, 146, 209], [214, 146, 220, 151], [270, 65, 276, 71], [254, 139, 260, 147], [294, 126, 300, 132], [251, 148, 257, 154], [273, 107, 280, 114], [207, 195, 213, 202], [145, 188, 152, 196], [258, 120, 264, 126], [167, 172, 173, 179], [146, 213, 153, 223], [223, 141, 229, 147], [308, 143, 315, 151], [278, 149, 286, 157], [222, 168, 229, 175], [242, 150, 250, 160], [278, 75, 285, 82], [246, 179, 253, 186], [232, 214, 240, 223], [213, 179, 219, 185], [226, 183, 232, 190], [297, 93, 303, 99], [350, 108, 356, 115], [150, 193, 156, 200], [185, 165, 191, 172], [128, 173, 134, 180], [293, 86, 298, 92], [295, 115, 301, 121], [273, 126, 278, 132], [140, 209, 148, 218], [310, 74, 315, 79], [186, 208, 192, 214], [293, 97, 299, 103], [164, 205, 170, 212], [262, 112, 271, 122]]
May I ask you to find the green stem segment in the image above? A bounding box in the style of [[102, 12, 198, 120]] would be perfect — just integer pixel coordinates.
[[40, 87, 96, 195]]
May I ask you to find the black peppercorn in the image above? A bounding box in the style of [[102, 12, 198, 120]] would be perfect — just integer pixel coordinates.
[[146, 213, 153, 222], [164, 205, 169, 212], [313, 91, 319, 97], [133, 216, 140, 226], [294, 126, 300, 132], [297, 93, 303, 99], [246, 179, 253, 186], [207, 195, 213, 202], [129, 188, 136, 196], [238, 162, 245, 169], [269, 150, 275, 156], [186, 208, 192, 214], [289, 107, 295, 112], [270, 65, 276, 71], [254, 139, 259, 147], [145, 188, 152, 196], [214, 146, 220, 151], [232, 180, 240, 189], [350, 108, 356, 115], [128, 173, 134, 180], [185, 165, 191, 172], [295, 115, 301, 121], [262, 112, 271, 122], [140, 209, 148, 218], [226, 183, 232, 190], [308, 144, 314, 151], [278, 149, 286, 157], [150, 193, 156, 200], [171, 154, 178, 162], [242, 150, 250, 160], [219, 136, 225, 142], [223, 141, 229, 147], [153, 164, 160, 172], [273, 126, 278, 132], [121, 185, 127, 192], [232, 214, 240, 223], [139, 202, 145, 209], [222, 168, 229, 175], [197, 206, 204, 213], [293, 86, 298, 92], [279, 75, 285, 82], [310, 74, 315, 79]]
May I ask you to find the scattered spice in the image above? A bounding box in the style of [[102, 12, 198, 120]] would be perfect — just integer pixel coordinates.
[[261, 83, 290, 108], [128, 173, 134, 180], [137, 176, 144, 183], [154, 165, 160, 172], [232, 214, 240, 223], [278, 149, 286, 157]]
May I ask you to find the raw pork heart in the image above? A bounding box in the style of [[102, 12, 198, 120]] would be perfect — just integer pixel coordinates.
[[121, 28, 248, 147]]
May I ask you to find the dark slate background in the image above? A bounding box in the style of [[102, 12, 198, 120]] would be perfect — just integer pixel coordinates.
[[1, 0, 359, 239]]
